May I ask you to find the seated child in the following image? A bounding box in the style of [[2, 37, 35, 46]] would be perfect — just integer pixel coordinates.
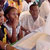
[[0, 8, 19, 50], [4, 6, 23, 40], [0, 7, 21, 44]]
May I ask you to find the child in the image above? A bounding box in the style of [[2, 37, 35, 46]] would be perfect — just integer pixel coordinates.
[[4, 6, 23, 41], [0, 7, 20, 43]]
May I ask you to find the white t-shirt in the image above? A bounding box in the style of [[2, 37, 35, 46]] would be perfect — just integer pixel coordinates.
[[22, 0, 35, 12], [19, 11, 45, 32], [4, 23, 20, 36]]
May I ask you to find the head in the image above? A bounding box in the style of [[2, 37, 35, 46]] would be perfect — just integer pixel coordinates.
[[0, 0, 6, 8], [4, 6, 18, 22], [48, 0, 50, 2], [29, 2, 38, 20], [0, 8, 4, 25], [25, 0, 31, 3]]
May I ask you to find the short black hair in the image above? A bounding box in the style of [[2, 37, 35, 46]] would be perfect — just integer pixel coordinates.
[[30, 2, 38, 10], [0, 0, 5, 3], [4, 6, 17, 20]]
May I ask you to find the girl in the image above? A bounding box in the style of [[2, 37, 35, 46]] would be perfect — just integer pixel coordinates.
[[4, 6, 23, 41], [0, 8, 19, 49]]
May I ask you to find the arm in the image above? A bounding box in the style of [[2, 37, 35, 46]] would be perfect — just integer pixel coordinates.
[[0, 40, 19, 50], [11, 27, 17, 43], [21, 26, 31, 35], [11, 17, 19, 43], [6, 27, 17, 43], [18, 26, 23, 40], [7, 17, 19, 43]]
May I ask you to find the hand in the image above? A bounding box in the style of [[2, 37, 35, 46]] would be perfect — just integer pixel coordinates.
[[12, 17, 19, 28], [26, 30, 31, 34]]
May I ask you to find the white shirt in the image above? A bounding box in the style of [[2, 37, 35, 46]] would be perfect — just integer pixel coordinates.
[[19, 11, 45, 32], [22, 0, 35, 12], [22, 1, 29, 12], [39, 0, 50, 21], [4, 23, 20, 36]]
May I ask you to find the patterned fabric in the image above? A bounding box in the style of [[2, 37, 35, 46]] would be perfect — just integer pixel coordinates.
[[0, 25, 8, 43], [8, 0, 22, 13]]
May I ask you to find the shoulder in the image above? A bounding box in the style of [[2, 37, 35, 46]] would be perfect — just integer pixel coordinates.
[[1, 24, 6, 28], [4, 23, 8, 28], [19, 11, 30, 20], [4, 23, 12, 30], [20, 11, 30, 16], [39, 15, 45, 24], [39, 15, 44, 20]]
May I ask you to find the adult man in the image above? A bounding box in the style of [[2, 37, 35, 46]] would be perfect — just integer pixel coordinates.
[[19, 2, 45, 35]]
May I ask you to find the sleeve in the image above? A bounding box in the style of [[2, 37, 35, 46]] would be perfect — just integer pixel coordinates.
[[19, 12, 28, 29], [28, 17, 35, 32], [39, 17, 45, 26]]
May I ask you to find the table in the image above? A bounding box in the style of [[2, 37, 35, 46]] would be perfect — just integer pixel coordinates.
[[36, 34, 50, 50], [13, 32, 44, 50]]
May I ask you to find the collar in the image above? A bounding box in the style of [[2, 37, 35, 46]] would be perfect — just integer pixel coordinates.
[[4, 0, 7, 5]]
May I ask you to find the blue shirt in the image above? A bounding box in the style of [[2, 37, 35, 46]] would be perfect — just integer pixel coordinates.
[[3, 1, 8, 11]]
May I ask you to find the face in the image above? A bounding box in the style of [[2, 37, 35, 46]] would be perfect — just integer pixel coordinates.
[[30, 5, 38, 19], [0, 10, 4, 25], [7, 8, 18, 22], [0, 0, 6, 8]]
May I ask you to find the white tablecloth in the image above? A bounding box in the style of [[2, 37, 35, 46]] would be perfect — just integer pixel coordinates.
[[36, 34, 50, 50], [13, 32, 43, 50]]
